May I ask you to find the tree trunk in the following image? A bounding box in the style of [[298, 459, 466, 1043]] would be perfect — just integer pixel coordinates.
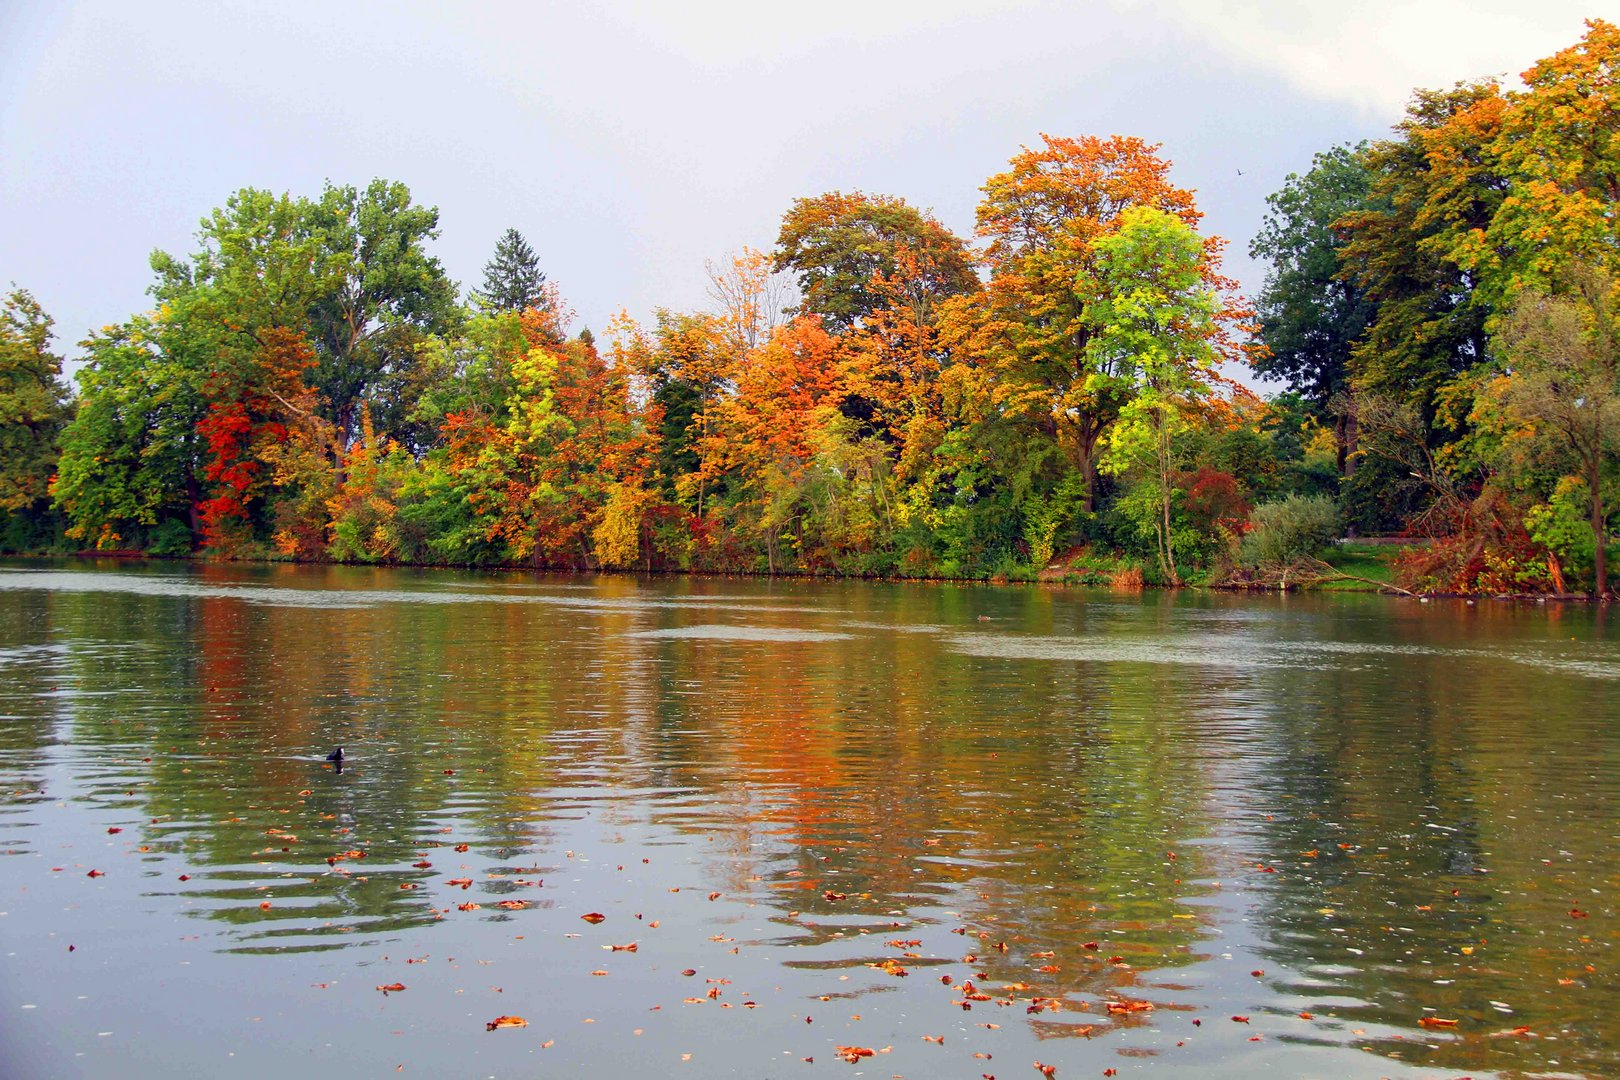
[[1072, 430, 1100, 514], [1591, 460, 1608, 598], [1159, 422, 1180, 587], [1334, 411, 1359, 476], [184, 473, 204, 545]]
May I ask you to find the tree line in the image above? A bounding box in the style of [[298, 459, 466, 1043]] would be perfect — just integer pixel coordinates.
[[2, 20, 1615, 595]]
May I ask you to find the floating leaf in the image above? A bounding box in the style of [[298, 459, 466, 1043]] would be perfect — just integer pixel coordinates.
[[485, 1015, 527, 1030], [1105, 1000, 1153, 1014], [581, 912, 606, 924]]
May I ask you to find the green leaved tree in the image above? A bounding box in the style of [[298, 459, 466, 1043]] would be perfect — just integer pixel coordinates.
[[1089, 207, 1221, 585], [1250, 144, 1379, 474], [0, 288, 72, 518]]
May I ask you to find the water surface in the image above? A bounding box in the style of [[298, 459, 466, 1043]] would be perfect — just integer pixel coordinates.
[[1, 561, 1616, 1078]]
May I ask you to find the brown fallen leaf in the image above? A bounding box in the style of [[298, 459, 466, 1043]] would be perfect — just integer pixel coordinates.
[[1105, 1000, 1153, 1014], [485, 1015, 527, 1030], [581, 912, 606, 924], [377, 983, 406, 993], [1418, 1016, 1458, 1029], [836, 1046, 875, 1063], [497, 900, 528, 910]]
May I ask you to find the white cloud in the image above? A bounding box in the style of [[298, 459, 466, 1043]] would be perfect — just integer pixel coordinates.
[[0, 0, 1608, 358], [1126, 0, 1599, 114]]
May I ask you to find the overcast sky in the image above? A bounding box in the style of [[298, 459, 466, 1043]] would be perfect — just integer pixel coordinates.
[[0, 0, 1602, 366]]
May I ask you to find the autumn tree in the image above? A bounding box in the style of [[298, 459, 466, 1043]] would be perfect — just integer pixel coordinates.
[[1337, 82, 1508, 421], [706, 317, 846, 572], [629, 311, 737, 518], [974, 134, 1241, 512], [1476, 266, 1620, 596], [193, 327, 329, 553], [705, 247, 794, 355], [774, 191, 977, 332], [1484, 19, 1620, 295]]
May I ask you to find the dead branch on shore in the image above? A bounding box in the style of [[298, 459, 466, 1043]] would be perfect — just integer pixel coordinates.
[[1218, 556, 1416, 596]]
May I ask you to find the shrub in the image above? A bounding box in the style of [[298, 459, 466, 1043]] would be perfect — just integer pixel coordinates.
[[1240, 494, 1340, 566]]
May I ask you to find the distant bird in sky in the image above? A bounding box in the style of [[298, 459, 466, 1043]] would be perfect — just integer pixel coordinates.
[[1237, 168, 1246, 176]]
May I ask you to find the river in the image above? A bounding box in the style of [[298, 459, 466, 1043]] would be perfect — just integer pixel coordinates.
[[1, 560, 1615, 1078]]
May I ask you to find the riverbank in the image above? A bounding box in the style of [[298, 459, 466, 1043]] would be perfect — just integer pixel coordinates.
[[16, 538, 1606, 600]]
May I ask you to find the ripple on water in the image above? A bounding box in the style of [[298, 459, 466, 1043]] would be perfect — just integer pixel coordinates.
[[627, 624, 854, 642], [1, 565, 1616, 1080]]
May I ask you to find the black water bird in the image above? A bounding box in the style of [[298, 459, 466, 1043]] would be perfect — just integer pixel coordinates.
[[325, 747, 344, 763]]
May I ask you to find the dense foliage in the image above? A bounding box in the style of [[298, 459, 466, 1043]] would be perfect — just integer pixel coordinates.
[[3, 21, 1616, 595]]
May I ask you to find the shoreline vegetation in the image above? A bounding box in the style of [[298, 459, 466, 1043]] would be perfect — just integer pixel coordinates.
[[4, 22, 1617, 600], [25, 542, 1600, 602]]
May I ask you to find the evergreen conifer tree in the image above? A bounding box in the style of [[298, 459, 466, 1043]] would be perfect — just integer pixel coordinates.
[[476, 228, 548, 313]]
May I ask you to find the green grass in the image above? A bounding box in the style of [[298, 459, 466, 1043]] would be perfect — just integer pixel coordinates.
[[1317, 542, 1399, 591]]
